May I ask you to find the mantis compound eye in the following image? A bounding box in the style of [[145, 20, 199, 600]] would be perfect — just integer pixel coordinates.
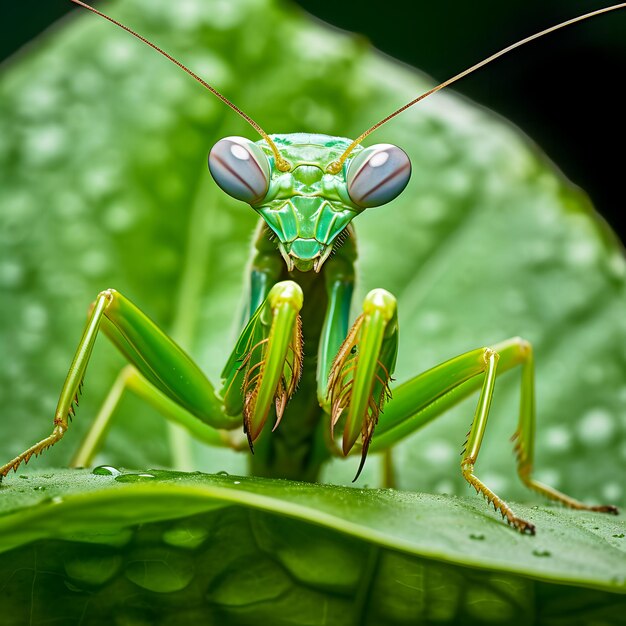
[[346, 144, 411, 208], [208, 136, 271, 204]]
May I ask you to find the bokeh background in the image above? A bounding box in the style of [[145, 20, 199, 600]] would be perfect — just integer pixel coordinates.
[[0, 0, 624, 506], [2, 0, 625, 245]]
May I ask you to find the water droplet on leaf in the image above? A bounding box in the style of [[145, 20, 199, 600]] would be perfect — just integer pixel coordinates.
[[92, 465, 121, 476], [115, 473, 155, 483]]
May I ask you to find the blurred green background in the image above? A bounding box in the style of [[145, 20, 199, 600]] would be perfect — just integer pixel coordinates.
[[2, 0, 625, 244], [1, 0, 624, 503], [0, 4, 624, 622]]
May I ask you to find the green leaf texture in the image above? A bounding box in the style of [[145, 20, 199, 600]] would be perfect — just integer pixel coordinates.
[[0, 0, 625, 621], [0, 470, 624, 625]]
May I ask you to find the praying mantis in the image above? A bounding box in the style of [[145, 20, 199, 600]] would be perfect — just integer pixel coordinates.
[[1, 0, 624, 535]]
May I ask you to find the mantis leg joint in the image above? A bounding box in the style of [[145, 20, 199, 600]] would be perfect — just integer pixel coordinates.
[[482, 347, 500, 366]]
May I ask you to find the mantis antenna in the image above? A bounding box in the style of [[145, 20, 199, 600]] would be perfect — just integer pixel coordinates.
[[69, 0, 292, 172], [327, 3, 626, 174]]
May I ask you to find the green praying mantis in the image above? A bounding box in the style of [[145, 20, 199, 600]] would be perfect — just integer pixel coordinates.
[[1, 1, 624, 534]]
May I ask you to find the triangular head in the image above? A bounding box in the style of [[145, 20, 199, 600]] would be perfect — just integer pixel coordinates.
[[209, 133, 411, 272]]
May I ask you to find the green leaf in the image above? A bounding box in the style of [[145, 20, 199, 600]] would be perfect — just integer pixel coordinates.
[[0, 469, 624, 625], [0, 0, 625, 619]]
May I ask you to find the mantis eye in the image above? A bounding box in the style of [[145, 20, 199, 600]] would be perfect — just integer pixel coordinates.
[[346, 144, 411, 208], [208, 136, 271, 204]]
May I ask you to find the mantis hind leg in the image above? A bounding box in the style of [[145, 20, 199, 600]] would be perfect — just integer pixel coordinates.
[[70, 364, 238, 469], [370, 337, 618, 533], [0, 289, 240, 479]]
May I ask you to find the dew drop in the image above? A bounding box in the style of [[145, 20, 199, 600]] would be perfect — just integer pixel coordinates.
[[33, 486, 46, 491], [92, 465, 121, 477], [142, 469, 177, 480], [115, 473, 155, 483], [233, 480, 241, 485], [532, 549, 551, 558], [51, 496, 64, 505], [215, 471, 229, 477], [612, 533, 624, 539]]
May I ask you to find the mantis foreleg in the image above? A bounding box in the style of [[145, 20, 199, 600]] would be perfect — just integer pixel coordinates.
[[322, 283, 399, 478]]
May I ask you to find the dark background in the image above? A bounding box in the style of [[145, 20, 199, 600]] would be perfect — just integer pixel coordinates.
[[2, 0, 624, 244]]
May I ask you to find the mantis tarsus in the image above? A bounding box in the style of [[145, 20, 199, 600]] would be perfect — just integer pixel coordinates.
[[1, 1, 623, 534]]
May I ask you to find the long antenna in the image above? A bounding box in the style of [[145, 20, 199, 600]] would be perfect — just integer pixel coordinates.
[[327, 3, 626, 174], [70, 0, 291, 171]]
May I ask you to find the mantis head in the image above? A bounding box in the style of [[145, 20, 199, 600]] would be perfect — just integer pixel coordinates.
[[71, 0, 626, 269], [208, 133, 411, 272]]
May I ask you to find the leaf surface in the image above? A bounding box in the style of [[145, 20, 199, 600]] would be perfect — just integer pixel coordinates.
[[0, 0, 625, 617], [0, 470, 624, 625]]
